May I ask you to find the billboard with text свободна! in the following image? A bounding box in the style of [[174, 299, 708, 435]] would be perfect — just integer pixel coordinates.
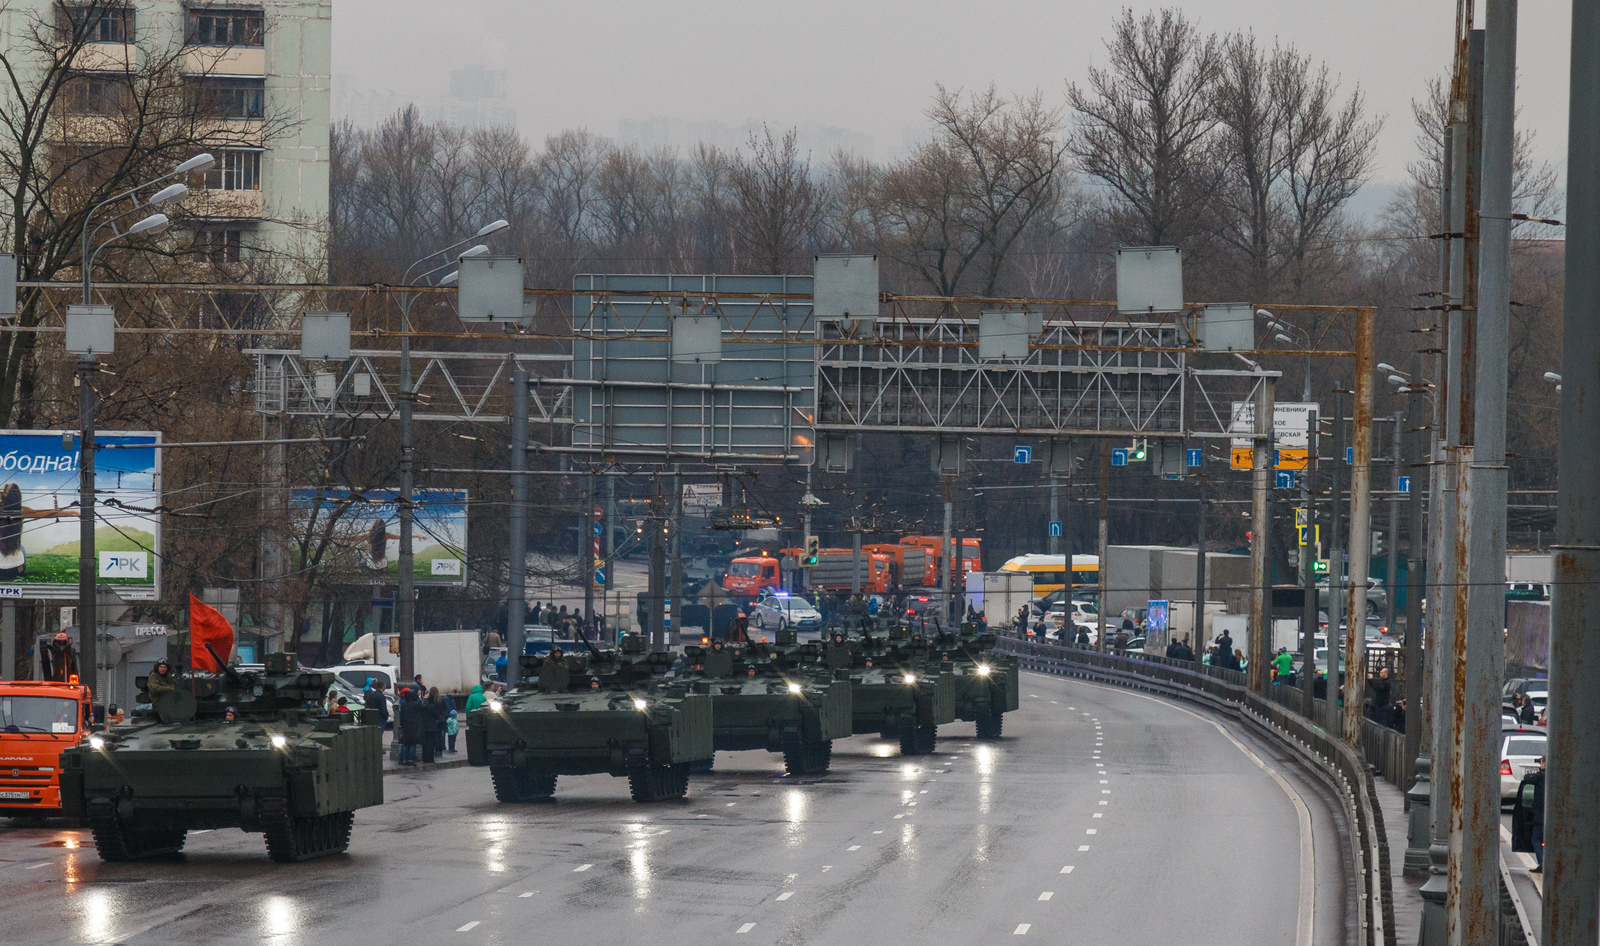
[[289, 488, 468, 587], [0, 430, 161, 600]]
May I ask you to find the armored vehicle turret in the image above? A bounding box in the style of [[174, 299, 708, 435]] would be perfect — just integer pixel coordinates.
[[59, 652, 382, 862], [680, 630, 852, 775], [832, 619, 954, 756], [466, 635, 713, 803], [929, 623, 1020, 738]]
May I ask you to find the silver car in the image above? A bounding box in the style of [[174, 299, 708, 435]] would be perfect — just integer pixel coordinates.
[[750, 594, 824, 639], [1500, 729, 1546, 801]]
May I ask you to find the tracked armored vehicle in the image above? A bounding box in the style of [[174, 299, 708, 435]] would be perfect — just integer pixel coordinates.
[[929, 623, 1020, 738], [467, 635, 712, 803], [59, 652, 382, 862], [832, 620, 955, 756], [681, 631, 851, 776]]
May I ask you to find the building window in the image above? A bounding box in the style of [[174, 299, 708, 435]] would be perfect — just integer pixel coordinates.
[[63, 73, 129, 115], [186, 8, 263, 47], [194, 78, 264, 119], [61, 5, 135, 44], [204, 150, 261, 190], [194, 228, 243, 264]]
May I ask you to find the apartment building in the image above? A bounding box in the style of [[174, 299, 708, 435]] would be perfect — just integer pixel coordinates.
[[22, 1, 332, 271]]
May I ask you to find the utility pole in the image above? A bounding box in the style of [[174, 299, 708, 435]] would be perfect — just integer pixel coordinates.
[[77, 359, 97, 697], [1301, 408, 1319, 716], [1545, 2, 1600, 942], [1194, 471, 1207, 654], [1048, 474, 1060, 556], [1458, 4, 1516, 941], [507, 369, 528, 671], [1248, 377, 1275, 692], [942, 475, 955, 626], [604, 473, 616, 642], [1386, 412, 1402, 634], [648, 494, 666, 652], [670, 466, 684, 632], [1342, 307, 1376, 748], [582, 476, 596, 631], [1325, 389, 1346, 737], [1096, 443, 1109, 653], [1403, 350, 1430, 875], [397, 330, 415, 682]]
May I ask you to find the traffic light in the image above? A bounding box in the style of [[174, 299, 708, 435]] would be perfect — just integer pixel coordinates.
[[1371, 530, 1385, 557], [1313, 559, 1329, 574], [1130, 438, 1148, 462], [803, 535, 819, 565]]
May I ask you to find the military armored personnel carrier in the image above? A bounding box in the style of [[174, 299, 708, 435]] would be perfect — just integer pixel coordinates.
[[681, 632, 851, 775], [831, 620, 954, 756], [58, 652, 382, 863], [466, 635, 712, 803], [929, 624, 1020, 738]]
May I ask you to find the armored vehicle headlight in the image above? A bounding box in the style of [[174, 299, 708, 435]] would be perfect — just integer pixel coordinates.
[[488, 699, 503, 711], [88, 734, 105, 750], [977, 664, 992, 676], [788, 682, 803, 695], [633, 698, 649, 711], [902, 673, 917, 684], [269, 734, 289, 749]]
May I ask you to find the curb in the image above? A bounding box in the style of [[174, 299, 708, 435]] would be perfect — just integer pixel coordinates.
[[383, 757, 471, 777]]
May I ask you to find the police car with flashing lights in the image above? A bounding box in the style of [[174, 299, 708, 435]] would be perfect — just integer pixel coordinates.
[[749, 593, 823, 639]]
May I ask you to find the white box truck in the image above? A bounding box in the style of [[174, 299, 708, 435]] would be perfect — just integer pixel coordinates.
[[968, 571, 1035, 627], [342, 628, 482, 696]]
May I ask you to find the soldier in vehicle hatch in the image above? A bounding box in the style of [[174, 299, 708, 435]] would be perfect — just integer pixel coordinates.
[[537, 648, 571, 693], [701, 640, 735, 678], [825, 632, 852, 671], [145, 658, 177, 700]]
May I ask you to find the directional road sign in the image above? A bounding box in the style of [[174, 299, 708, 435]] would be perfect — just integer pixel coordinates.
[[1187, 448, 1202, 468], [1275, 471, 1297, 489], [1014, 445, 1032, 464], [1111, 449, 1129, 467], [1048, 521, 1062, 537], [1399, 475, 1411, 493]]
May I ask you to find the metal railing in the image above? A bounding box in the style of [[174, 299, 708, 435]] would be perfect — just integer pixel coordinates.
[[996, 637, 1397, 946]]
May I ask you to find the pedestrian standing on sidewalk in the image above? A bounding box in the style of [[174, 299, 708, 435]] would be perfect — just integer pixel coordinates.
[[364, 679, 390, 731], [418, 689, 440, 764], [428, 686, 449, 760], [446, 709, 459, 753], [1368, 667, 1393, 726], [398, 688, 424, 766], [1520, 756, 1547, 872]]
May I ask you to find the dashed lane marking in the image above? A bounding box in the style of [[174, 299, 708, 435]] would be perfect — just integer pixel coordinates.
[[873, 830, 883, 834], [519, 892, 535, 898], [738, 923, 757, 933], [1098, 800, 1108, 805], [1060, 866, 1075, 873], [1039, 892, 1054, 901], [1093, 813, 1103, 818], [574, 864, 593, 872], [24, 863, 48, 870], [456, 921, 480, 932], [1086, 829, 1097, 835], [776, 892, 794, 901], [848, 845, 861, 851], [1014, 924, 1031, 935], [894, 814, 905, 819], [1078, 845, 1090, 851]]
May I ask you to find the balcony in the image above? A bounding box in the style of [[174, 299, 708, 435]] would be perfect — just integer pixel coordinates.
[[186, 188, 263, 220], [182, 46, 265, 78]]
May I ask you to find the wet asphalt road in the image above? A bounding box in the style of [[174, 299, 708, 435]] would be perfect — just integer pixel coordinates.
[[0, 672, 1343, 945]]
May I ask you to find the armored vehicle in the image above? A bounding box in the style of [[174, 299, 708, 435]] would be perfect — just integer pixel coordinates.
[[58, 652, 382, 863], [831, 620, 955, 756], [466, 635, 712, 803], [681, 632, 851, 775], [929, 624, 1020, 738]]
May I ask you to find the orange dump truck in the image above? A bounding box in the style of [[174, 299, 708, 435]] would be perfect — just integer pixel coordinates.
[[0, 680, 94, 815], [901, 536, 983, 586], [807, 549, 894, 594], [722, 552, 782, 598]]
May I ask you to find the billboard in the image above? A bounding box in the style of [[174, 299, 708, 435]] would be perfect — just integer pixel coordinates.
[[0, 429, 162, 600], [290, 488, 468, 586]]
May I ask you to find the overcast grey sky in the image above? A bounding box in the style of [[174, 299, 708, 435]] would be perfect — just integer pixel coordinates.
[[332, 1, 1572, 188]]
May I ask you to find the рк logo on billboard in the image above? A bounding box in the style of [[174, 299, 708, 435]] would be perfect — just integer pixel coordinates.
[[99, 551, 148, 579], [430, 559, 462, 577]]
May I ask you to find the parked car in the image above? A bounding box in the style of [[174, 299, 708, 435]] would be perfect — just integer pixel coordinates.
[[750, 593, 823, 638], [1500, 726, 1547, 803]]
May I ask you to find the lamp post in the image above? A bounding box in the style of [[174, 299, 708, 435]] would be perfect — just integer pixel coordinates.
[[395, 221, 508, 681], [74, 154, 210, 703]]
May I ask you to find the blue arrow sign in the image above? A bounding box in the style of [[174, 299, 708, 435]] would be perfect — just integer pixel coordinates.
[[1186, 448, 1202, 467], [1111, 449, 1129, 467], [1048, 521, 1062, 537], [594, 566, 606, 585], [1276, 471, 1297, 489], [1346, 447, 1354, 465], [1399, 475, 1411, 493], [1014, 445, 1032, 464]]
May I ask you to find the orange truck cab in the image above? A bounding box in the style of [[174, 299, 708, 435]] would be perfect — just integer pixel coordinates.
[[0, 680, 94, 814], [723, 553, 781, 598]]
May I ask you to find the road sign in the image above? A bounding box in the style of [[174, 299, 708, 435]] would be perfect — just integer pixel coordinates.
[[1346, 447, 1354, 465], [1111, 448, 1129, 467], [1014, 445, 1032, 464], [1186, 448, 1202, 467], [1230, 447, 1308, 471], [1399, 475, 1411, 493], [1229, 401, 1319, 449], [1275, 471, 1297, 489], [1048, 521, 1062, 537]]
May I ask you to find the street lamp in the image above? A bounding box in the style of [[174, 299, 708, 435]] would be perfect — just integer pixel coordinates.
[[74, 155, 208, 705], [394, 223, 510, 681], [1543, 371, 1562, 392]]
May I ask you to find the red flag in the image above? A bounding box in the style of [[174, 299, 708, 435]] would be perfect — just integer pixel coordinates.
[[190, 593, 234, 673]]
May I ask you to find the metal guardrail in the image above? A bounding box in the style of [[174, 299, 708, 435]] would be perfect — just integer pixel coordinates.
[[996, 637, 1397, 946]]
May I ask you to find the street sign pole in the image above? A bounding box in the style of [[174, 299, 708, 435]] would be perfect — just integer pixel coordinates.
[[1049, 475, 1059, 556], [1301, 407, 1319, 716], [1325, 389, 1346, 737], [1248, 377, 1275, 692]]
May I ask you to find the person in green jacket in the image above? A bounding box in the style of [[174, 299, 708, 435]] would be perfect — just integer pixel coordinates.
[[463, 683, 487, 713], [1272, 647, 1295, 685]]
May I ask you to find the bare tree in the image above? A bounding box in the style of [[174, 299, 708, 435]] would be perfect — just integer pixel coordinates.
[[1211, 33, 1288, 295], [873, 137, 983, 296], [726, 126, 825, 274], [1067, 8, 1222, 248]]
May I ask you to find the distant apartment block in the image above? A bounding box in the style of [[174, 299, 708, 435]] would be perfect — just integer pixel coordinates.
[[8, 1, 331, 272]]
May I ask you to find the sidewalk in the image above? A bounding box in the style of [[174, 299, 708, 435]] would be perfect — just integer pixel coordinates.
[[376, 730, 471, 777], [1372, 777, 1426, 945]]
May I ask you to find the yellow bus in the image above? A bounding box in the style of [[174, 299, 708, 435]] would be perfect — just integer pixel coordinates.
[[999, 554, 1100, 597]]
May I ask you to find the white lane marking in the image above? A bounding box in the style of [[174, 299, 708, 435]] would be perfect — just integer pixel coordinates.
[[1060, 865, 1075, 873], [1075, 679, 1316, 946], [696, 814, 709, 818], [456, 921, 480, 932], [848, 845, 861, 851], [1093, 813, 1103, 818], [1098, 770, 1107, 775], [519, 892, 535, 898], [738, 923, 757, 933], [919, 789, 928, 794], [894, 814, 905, 819], [1086, 829, 1097, 835], [776, 891, 794, 901], [1099, 800, 1108, 805], [574, 864, 592, 872], [908, 802, 917, 806], [1078, 845, 1090, 851], [1099, 780, 1108, 784], [822, 865, 832, 871], [873, 830, 884, 834], [1014, 923, 1031, 935], [1101, 790, 1111, 794], [726, 802, 737, 806], [1069, 706, 1076, 709], [25, 862, 48, 870], [1050, 700, 1058, 704], [1038, 891, 1054, 901]]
